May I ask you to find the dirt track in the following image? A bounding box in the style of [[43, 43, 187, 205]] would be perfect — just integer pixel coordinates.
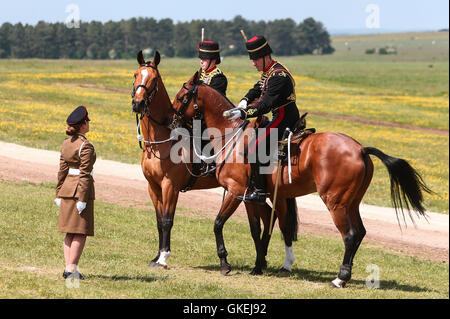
[[1, 140, 448, 264]]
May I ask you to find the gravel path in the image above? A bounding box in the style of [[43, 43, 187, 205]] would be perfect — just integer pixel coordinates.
[[1, 140, 448, 263]]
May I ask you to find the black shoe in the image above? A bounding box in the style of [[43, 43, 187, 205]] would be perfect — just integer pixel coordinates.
[[63, 270, 85, 280], [237, 162, 267, 204], [237, 189, 267, 204], [62, 270, 71, 279]]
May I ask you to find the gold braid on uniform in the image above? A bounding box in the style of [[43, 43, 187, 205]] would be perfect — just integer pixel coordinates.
[[199, 67, 224, 85], [262, 62, 296, 101]]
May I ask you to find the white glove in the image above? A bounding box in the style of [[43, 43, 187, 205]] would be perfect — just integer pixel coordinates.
[[229, 109, 242, 120], [237, 99, 247, 110], [54, 198, 61, 207], [76, 201, 87, 214]]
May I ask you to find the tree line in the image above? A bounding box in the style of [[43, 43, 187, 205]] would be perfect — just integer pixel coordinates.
[[0, 15, 334, 59]]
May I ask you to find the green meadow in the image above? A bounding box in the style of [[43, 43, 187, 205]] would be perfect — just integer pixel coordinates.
[[0, 181, 448, 298], [0, 32, 448, 299], [0, 32, 447, 213]]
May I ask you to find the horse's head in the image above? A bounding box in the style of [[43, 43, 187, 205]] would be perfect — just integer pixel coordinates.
[[172, 70, 203, 125], [131, 50, 161, 114]]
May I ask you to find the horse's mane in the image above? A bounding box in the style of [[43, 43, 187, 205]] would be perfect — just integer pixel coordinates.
[[195, 81, 236, 113], [195, 81, 256, 130]]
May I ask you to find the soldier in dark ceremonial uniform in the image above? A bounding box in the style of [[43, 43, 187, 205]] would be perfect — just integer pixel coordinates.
[[198, 41, 228, 96], [229, 36, 300, 204]]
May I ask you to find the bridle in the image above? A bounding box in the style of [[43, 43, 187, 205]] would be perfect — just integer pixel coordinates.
[[173, 81, 250, 162], [132, 62, 176, 155], [172, 81, 204, 128], [131, 63, 164, 125]]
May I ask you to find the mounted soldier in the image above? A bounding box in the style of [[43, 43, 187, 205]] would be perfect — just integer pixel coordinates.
[[198, 40, 228, 96], [228, 35, 300, 204]]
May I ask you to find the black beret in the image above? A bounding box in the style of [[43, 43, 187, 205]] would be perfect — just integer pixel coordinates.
[[245, 36, 272, 60], [198, 41, 221, 64], [67, 106, 89, 125]]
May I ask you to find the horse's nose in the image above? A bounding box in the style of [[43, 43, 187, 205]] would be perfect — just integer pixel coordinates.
[[132, 99, 139, 113], [132, 99, 146, 113]]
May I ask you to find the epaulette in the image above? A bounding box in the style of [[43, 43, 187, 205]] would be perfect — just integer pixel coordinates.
[[266, 63, 295, 87], [200, 67, 223, 85]]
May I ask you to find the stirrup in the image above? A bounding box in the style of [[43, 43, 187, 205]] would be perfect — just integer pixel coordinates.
[[237, 188, 267, 205]]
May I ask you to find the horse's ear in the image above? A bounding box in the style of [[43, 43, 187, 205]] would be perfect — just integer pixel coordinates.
[[152, 51, 160, 67], [137, 50, 145, 65]]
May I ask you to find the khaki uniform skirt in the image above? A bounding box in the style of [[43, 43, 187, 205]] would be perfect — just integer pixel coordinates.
[[58, 199, 94, 236]]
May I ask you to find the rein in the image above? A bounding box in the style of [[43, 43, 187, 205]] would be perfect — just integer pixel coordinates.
[[136, 115, 177, 145], [173, 81, 250, 163]]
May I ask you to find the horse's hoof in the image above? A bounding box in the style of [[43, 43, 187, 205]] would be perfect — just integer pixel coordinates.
[[220, 264, 231, 276], [330, 278, 346, 288], [250, 268, 263, 276], [278, 267, 292, 276], [148, 261, 168, 269]]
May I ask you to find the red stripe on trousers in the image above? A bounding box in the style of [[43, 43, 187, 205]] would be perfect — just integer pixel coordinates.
[[249, 106, 285, 154]]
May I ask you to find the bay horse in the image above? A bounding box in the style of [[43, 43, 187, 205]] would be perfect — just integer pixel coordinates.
[[171, 71, 432, 288], [131, 51, 276, 275]]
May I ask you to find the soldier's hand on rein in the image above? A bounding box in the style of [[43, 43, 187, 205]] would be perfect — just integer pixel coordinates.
[[76, 201, 87, 214], [228, 109, 243, 120], [237, 99, 247, 110], [54, 198, 61, 207]]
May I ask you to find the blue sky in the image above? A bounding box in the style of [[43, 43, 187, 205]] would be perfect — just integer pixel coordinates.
[[0, 0, 448, 33]]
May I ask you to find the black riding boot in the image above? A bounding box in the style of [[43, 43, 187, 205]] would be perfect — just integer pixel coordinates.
[[237, 162, 267, 204]]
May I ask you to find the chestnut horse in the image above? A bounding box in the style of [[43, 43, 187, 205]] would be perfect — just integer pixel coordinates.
[[131, 51, 276, 275], [172, 72, 432, 288]]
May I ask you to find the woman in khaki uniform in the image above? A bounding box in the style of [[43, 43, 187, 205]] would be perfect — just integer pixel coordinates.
[[55, 105, 96, 279]]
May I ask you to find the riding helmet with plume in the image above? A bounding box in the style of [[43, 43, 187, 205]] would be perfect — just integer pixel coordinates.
[[245, 35, 273, 60], [198, 41, 221, 64]]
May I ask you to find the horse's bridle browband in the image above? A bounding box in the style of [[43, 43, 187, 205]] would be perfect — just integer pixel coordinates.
[[173, 81, 203, 126]]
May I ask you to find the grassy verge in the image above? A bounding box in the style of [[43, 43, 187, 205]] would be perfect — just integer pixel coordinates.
[[0, 181, 448, 299]]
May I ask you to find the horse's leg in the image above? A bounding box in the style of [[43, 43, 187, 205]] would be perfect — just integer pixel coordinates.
[[147, 182, 164, 267], [327, 204, 366, 288], [275, 199, 297, 273], [259, 202, 276, 270], [244, 202, 268, 275], [330, 157, 373, 288], [323, 164, 369, 288], [214, 192, 241, 275], [153, 179, 179, 268]]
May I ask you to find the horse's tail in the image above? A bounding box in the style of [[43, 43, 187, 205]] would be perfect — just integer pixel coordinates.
[[363, 147, 433, 223], [283, 198, 299, 243]]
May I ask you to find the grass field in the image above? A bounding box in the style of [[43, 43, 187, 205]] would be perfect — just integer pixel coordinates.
[[0, 32, 448, 213], [0, 32, 448, 299], [0, 181, 448, 299]]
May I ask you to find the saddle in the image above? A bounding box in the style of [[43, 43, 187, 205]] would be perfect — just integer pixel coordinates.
[[278, 113, 315, 162]]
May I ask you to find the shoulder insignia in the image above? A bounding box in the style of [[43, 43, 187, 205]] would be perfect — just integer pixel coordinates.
[[200, 68, 223, 85], [247, 108, 257, 116], [210, 68, 223, 78]]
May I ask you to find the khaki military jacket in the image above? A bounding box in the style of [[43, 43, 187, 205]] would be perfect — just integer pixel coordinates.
[[56, 134, 96, 202]]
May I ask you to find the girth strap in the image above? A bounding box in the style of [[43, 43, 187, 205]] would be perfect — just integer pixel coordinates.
[[180, 163, 202, 193]]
